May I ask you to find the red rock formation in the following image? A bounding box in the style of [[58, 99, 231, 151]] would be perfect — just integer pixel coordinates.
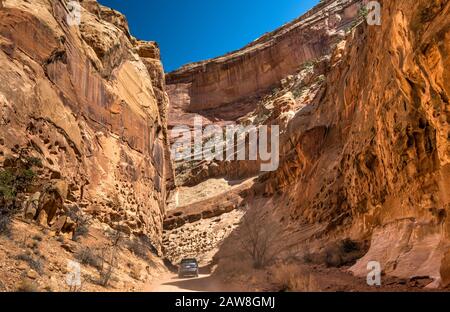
[[166, 0, 362, 187], [254, 0, 450, 286], [0, 0, 174, 252], [166, 0, 360, 113], [167, 0, 450, 288]]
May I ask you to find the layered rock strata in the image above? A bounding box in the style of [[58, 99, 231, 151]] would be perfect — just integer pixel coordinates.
[[0, 0, 174, 252]]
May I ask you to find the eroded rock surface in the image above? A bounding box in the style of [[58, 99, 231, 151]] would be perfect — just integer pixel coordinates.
[[166, 0, 450, 288], [166, 0, 362, 187], [0, 0, 174, 251], [237, 0, 450, 287]]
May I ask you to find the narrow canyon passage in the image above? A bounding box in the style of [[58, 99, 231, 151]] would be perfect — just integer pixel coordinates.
[[0, 0, 449, 293]]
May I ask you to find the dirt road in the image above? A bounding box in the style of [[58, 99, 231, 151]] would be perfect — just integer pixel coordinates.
[[146, 274, 232, 292]]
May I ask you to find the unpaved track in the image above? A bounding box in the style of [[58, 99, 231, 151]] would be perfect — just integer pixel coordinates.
[[146, 273, 232, 292]]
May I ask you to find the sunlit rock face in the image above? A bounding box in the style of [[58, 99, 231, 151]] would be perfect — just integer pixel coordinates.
[[258, 0, 450, 286], [166, 0, 362, 187], [0, 0, 174, 252], [166, 0, 360, 113], [167, 0, 450, 287]]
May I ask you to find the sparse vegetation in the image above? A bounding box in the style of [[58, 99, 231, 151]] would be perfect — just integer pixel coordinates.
[[0, 153, 41, 235], [239, 209, 285, 269], [316, 74, 325, 84], [126, 239, 151, 262], [358, 5, 369, 20], [292, 86, 308, 99], [75, 247, 102, 271], [15, 253, 44, 275], [272, 264, 319, 292], [0, 213, 10, 236], [70, 212, 92, 241], [302, 60, 316, 69], [0, 157, 39, 200], [16, 278, 39, 292], [97, 246, 118, 287]]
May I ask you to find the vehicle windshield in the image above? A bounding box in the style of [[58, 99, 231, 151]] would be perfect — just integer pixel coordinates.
[[180, 260, 197, 266]]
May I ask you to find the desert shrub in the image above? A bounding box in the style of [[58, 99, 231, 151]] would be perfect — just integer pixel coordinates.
[[108, 228, 123, 248], [67, 206, 92, 241], [24, 157, 42, 168], [292, 86, 307, 99], [73, 214, 91, 240], [303, 60, 315, 69], [0, 154, 41, 234], [75, 247, 101, 270], [358, 5, 369, 19], [316, 75, 325, 83], [272, 264, 319, 292], [15, 253, 44, 274], [16, 278, 39, 292], [239, 209, 285, 269], [97, 247, 118, 287], [214, 256, 254, 282], [0, 163, 37, 200], [0, 169, 15, 200], [0, 212, 11, 236], [127, 239, 151, 261]]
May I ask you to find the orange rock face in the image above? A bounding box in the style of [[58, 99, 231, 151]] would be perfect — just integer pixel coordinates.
[[0, 0, 174, 252], [260, 0, 450, 285], [1, 0, 449, 290], [166, 0, 360, 113], [166, 0, 362, 187], [166, 0, 450, 287]]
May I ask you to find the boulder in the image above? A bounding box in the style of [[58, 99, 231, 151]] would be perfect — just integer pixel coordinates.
[[23, 192, 40, 220]]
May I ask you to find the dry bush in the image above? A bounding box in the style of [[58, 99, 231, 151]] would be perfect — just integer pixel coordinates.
[[16, 278, 39, 292], [214, 256, 255, 282], [239, 209, 285, 269], [97, 246, 118, 287], [0, 212, 10, 236], [15, 253, 44, 274], [78, 246, 119, 288], [75, 247, 101, 270], [67, 207, 92, 241], [107, 228, 123, 248], [126, 239, 151, 261], [272, 264, 319, 292]]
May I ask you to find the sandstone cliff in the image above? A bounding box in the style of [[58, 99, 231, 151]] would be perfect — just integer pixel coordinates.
[[166, 0, 362, 187], [165, 0, 450, 289], [208, 0, 450, 289], [1, 0, 449, 292], [0, 0, 174, 252], [257, 0, 450, 286]]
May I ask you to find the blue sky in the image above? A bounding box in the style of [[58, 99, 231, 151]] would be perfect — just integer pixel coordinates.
[[98, 0, 320, 72]]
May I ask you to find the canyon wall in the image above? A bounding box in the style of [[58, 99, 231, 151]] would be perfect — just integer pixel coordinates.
[[238, 0, 450, 286], [166, 0, 450, 287], [166, 0, 362, 187], [0, 0, 174, 252], [166, 0, 360, 113]]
